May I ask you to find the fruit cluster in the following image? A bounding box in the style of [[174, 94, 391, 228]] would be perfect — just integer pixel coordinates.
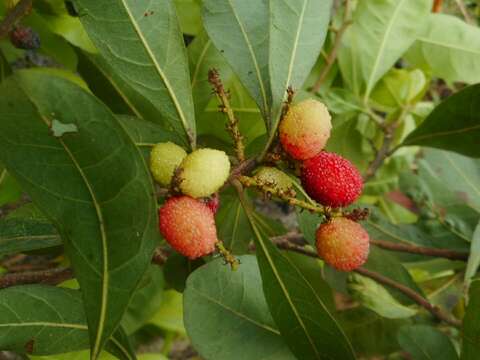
[[151, 144, 230, 259], [278, 99, 369, 271], [150, 98, 369, 272]]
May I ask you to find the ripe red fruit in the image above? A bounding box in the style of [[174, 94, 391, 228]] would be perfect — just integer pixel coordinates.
[[9, 26, 40, 50], [158, 196, 218, 259], [204, 193, 220, 214], [316, 217, 369, 271], [301, 152, 363, 208]]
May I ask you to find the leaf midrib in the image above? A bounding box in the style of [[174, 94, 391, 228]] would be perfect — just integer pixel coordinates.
[[190, 287, 280, 335], [119, 0, 192, 144], [417, 36, 480, 56]]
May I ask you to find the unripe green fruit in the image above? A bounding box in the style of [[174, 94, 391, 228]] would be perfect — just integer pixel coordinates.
[[279, 99, 332, 160], [179, 148, 230, 198], [149, 142, 187, 186], [253, 167, 294, 193]]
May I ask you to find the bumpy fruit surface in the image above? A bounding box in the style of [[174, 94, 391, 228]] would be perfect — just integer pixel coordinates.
[[149, 142, 187, 186], [158, 196, 218, 259], [9, 26, 40, 50], [179, 148, 230, 198], [253, 167, 294, 193], [279, 99, 332, 160], [316, 217, 369, 271], [301, 151, 363, 208]]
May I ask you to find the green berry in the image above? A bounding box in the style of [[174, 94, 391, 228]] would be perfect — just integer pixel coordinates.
[[149, 142, 187, 186], [179, 148, 230, 198], [253, 167, 295, 193]]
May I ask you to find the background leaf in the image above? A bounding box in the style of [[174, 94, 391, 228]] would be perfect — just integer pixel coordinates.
[[338, 0, 431, 99], [0, 71, 158, 358], [0, 285, 133, 359], [75, 0, 196, 147], [403, 85, 480, 158], [398, 324, 459, 360], [406, 14, 480, 84], [462, 279, 480, 359], [184, 255, 295, 360]]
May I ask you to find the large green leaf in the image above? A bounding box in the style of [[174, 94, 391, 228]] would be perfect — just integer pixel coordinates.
[[75, 0, 196, 148], [465, 223, 480, 294], [406, 14, 480, 84], [0, 71, 158, 359], [0, 218, 62, 257], [338, 0, 430, 99], [0, 167, 22, 207], [0, 285, 133, 359], [184, 255, 296, 360], [398, 325, 459, 360], [238, 189, 356, 359], [269, 0, 332, 141], [403, 85, 480, 158], [462, 279, 480, 359], [203, 0, 270, 118]]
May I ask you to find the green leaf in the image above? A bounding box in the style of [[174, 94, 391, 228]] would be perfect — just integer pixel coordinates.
[[338, 0, 431, 99], [363, 247, 424, 305], [348, 274, 417, 319], [75, 0, 196, 148], [188, 30, 234, 117], [398, 325, 459, 360], [121, 265, 164, 335], [175, 0, 202, 35], [0, 218, 62, 257], [269, 0, 332, 140], [0, 71, 158, 359], [203, 0, 270, 118], [465, 223, 480, 297], [0, 285, 134, 359], [406, 14, 480, 84], [148, 290, 185, 334], [403, 85, 480, 158], [0, 167, 22, 207], [184, 255, 296, 360], [216, 193, 253, 254], [238, 190, 356, 359], [462, 279, 480, 359]]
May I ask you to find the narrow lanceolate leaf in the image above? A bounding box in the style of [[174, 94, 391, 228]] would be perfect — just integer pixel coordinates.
[[0, 218, 62, 257], [403, 84, 480, 158], [465, 223, 480, 298], [75, 0, 196, 148], [203, 0, 269, 119], [338, 0, 430, 100], [184, 256, 296, 360], [237, 190, 356, 359], [398, 325, 459, 360], [0, 285, 134, 359], [268, 0, 332, 145], [406, 14, 480, 84], [462, 279, 480, 359], [0, 71, 158, 359]]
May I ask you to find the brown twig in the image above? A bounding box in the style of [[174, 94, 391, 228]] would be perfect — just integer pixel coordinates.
[[208, 69, 245, 162], [363, 127, 395, 181], [270, 234, 461, 327], [0, 267, 73, 289], [370, 240, 469, 261], [453, 0, 474, 25], [0, 0, 32, 39], [354, 267, 461, 327], [432, 0, 443, 13]]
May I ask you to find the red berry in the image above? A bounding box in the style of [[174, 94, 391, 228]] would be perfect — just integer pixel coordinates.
[[9, 26, 40, 50], [301, 152, 363, 208], [316, 217, 369, 271], [158, 196, 218, 259]]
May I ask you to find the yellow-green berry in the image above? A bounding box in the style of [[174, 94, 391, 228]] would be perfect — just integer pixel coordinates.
[[149, 142, 187, 186], [253, 167, 295, 194], [179, 148, 230, 198]]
